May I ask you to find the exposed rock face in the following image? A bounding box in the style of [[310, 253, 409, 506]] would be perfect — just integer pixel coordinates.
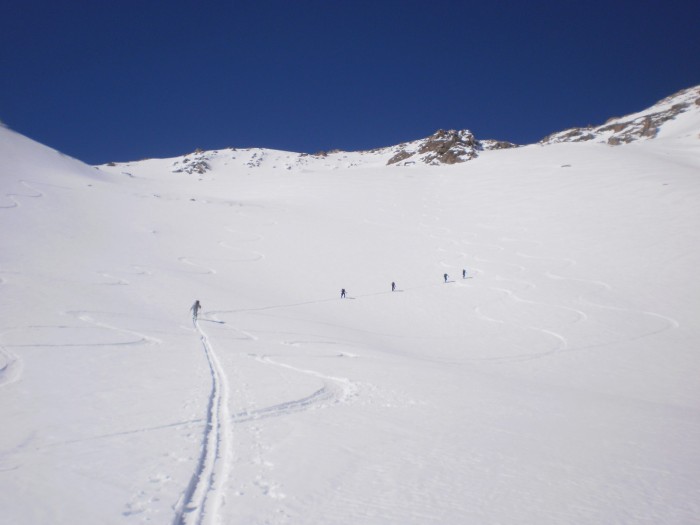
[[172, 150, 212, 174], [417, 129, 478, 164], [386, 149, 413, 165], [540, 86, 700, 146], [387, 129, 517, 166], [479, 139, 521, 150]]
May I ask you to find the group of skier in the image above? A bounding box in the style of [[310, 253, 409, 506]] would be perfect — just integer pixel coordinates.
[[341, 269, 468, 299], [190, 268, 470, 320]]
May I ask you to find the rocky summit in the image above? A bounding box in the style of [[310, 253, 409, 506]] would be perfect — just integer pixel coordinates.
[[386, 129, 518, 166]]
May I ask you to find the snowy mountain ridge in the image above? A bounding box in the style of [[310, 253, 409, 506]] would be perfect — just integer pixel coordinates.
[[109, 129, 519, 176], [540, 85, 700, 146], [101, 85, 700, 175]]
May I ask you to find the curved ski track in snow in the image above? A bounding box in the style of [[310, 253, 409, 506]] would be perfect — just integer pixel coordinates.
[[579, 298, 680, 341], [419, 205, 680, 362], [424, 219, 577, 361], [216, 241, 265, 261], [472, 304, 569, 362], [544, 271, 613, 291], [0, 180, 43, 209], [0, 313, 161, 349], [71, 311, 163, 346], [231, 385, 336, 424], [469, 245, 679, 359], [254, 354, 359, 406], [491, 286, 588, 323], [173, 320, 232, 525], [513, 253, 679, 339], [178, 257, 218, 275]]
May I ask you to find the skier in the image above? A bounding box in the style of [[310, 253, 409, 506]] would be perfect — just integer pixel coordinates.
[[340, 288, 346, 299], [444, 273, 449, 283], [462, 269, 467, 279], [391, 282, 396, 292], [191, 300, 201, 321]]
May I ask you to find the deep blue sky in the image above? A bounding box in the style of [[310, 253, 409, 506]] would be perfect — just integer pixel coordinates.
[[1, 0, 699, 164]]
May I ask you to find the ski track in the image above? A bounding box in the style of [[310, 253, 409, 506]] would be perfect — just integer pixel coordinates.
[[0, 318, 160, 348], [69, 311, 163, 346], [173, 320, 232, 525], [472, 301, 568, 362], [198, 316, 259, 342], [0, 346, 22, 388], [0, 180, 43, 209], [210, 317, 360, 426], [217, 241, 265, 261], [473, 255, 526, 273], [96, 272, 129, 286], [469, 248, 678, 360], [225, 342, 366, 508], [491, 286, 588, 323], [545, 271, 613, 291], [513, 253, 679, 339], [178, 257, 218, 275], [254, 354, 359, 405], [433, 226, 584, 363], [231, 385, 335, 425], [515, 251, 577, 269], [579, 298, 680, 335], [493, 276, 536, 291], [417, 204, 681, 363]]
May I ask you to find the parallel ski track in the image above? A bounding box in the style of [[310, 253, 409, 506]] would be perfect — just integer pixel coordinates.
[[174, 319, 232, 525]]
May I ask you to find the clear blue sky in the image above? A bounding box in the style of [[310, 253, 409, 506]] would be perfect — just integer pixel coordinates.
[[2, 0, 699, 164]]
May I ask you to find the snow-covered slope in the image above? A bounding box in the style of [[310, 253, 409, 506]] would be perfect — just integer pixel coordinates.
[[1, 89, 700, 524], [540, 85, 700, 146]]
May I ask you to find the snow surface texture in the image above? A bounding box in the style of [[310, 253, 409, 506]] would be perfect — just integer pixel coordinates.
[[1, 87, 700, 524]]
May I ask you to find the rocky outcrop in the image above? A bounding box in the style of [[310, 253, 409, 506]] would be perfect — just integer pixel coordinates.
[[387, 129, 517, 166], [172, 149, 212, 174], [418, 129, 478, 164], [540, 86, 700, 146]]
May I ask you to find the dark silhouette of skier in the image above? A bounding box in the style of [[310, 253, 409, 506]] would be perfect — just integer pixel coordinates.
[[462, 269, 467, 279], [443, 273, 449, 283], [340, 288, 346, 299], [391, 282, 396, 292], [191, 300, 201, 321]]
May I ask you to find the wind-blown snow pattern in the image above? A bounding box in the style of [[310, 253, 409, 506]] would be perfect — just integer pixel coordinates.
[[1, 87, 700, 524]]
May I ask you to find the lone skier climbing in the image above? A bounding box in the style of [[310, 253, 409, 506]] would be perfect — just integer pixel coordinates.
[[340, 288, 346, 299], [444, 273, 449, 283], [191, 300, 201, 321], [391, 282, 396, 292], [462, 269, 467, 279]]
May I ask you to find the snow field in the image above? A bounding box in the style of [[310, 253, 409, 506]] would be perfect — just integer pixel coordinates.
[[1, 120, 700, 524]]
